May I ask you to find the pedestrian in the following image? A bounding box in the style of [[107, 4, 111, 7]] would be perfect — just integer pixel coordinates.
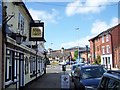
[[74, 66, 80, 80]]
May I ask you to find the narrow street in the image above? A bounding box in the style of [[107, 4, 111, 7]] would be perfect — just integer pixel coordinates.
[[24, 65, 74, 89]]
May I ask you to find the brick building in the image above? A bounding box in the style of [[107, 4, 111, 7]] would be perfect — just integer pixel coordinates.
[[89, 24, 120, 68]]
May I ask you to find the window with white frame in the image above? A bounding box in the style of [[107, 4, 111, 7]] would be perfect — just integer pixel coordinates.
[[5, 49, 12, 82], [106, 45, 110, 53], [5, 49, 19, 85], [30, 56, 36, 75], [14, 52, 19, 80], [106, 34, 109, 42], [37, 57, 41, 73], [102, 46, 105, 54], [18, 12, 24, 34], [102, 35, 104, 43]]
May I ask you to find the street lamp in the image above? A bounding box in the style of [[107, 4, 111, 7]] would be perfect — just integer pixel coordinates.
[[76, 28, 80, 63], [61, 47, 65, 62]]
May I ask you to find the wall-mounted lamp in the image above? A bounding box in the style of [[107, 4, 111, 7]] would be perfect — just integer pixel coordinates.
[[6, 27, 27, 44]]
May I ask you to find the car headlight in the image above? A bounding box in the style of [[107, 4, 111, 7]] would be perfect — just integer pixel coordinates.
[[85, 86, 97, 90]]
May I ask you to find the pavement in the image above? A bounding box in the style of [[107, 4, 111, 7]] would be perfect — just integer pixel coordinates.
[[24, 65, 75, 90]]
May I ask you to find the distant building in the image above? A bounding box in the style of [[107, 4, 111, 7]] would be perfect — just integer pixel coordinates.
[[89, 24, 120, 68], [47, 46, 90, 63]]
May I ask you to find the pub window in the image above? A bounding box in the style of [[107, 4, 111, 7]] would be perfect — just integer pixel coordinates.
[[25, 56, 29, 74], [33, 57, 36, 74], [37, 57, 40, 73], [14, 52, 19, 81], [30, 56, 36, 75], [5, 49, 12, 83]]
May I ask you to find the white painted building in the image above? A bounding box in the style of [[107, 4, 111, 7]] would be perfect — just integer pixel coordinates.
[[2, 0, 46, 89]]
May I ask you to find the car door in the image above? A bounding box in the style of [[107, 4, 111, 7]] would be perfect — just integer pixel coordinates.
[[98, 76, 120, 90]]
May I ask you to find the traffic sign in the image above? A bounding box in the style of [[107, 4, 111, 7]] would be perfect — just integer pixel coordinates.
[[61, 74, 70, 89]]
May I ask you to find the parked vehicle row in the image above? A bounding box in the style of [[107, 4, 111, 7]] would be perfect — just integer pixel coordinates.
[[97, 70, 120, 90], [70, 63, 120, 90]]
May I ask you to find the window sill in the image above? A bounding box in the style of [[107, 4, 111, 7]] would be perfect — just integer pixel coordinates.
[[30, 73, 36, 78], [5, 80, 13, 86]]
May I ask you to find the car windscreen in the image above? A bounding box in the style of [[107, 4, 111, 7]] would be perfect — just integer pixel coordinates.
[[81, 66, 106, 79]]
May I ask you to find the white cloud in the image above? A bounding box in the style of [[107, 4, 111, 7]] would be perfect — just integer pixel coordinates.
[[91, 17, 118, 35], [61, 36, 91, 49], [61, 17, 119, 49], [28, 8, 59, 24], [65, 0, 116, 16]]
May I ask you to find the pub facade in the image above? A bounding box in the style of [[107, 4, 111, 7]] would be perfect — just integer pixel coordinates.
[[2, 0, 46, 89]]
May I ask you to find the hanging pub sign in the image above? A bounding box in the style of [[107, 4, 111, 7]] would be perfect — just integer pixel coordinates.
[[29, 21, 44, 41]]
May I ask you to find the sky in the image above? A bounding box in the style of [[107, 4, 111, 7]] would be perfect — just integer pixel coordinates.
[[25, 0, 119, 50]]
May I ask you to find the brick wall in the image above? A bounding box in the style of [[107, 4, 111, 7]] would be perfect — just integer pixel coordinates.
[[111, 25, 120, 68]]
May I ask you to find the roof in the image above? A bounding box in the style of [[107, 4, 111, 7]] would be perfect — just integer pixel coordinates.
[[13, 1, 34, 22], [89, 24, 120, 41], [81, 64, 104, 69]]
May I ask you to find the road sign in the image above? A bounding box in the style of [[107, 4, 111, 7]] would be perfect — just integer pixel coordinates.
[[61, 74, 70, 89]]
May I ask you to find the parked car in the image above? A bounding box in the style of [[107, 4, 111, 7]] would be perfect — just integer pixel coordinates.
[[97, 70, 120, 90], [73, 65, 107, 90]]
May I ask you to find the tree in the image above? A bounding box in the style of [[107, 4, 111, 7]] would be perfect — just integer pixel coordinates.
[[93, 55, 101, 64], [74, 50, 78, 60]]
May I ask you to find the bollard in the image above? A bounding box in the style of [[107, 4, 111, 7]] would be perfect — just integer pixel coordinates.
[[62, 65, 66, 71]]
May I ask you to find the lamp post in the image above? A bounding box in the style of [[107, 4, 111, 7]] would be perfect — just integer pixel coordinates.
[[86, 45, 89, 63], [61, 47, 65, 62], [76, 28, 80, 63]]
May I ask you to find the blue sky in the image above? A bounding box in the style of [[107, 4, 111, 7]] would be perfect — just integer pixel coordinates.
[[25, 0, 119, 50]]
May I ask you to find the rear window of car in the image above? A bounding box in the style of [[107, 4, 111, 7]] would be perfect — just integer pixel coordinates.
[[81, 66, 106, 79]]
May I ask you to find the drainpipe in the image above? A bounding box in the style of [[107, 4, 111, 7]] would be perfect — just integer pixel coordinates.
[[109, 32, 114, 68], [93, 40, 96, 63], [2, 5, 7, 89]]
